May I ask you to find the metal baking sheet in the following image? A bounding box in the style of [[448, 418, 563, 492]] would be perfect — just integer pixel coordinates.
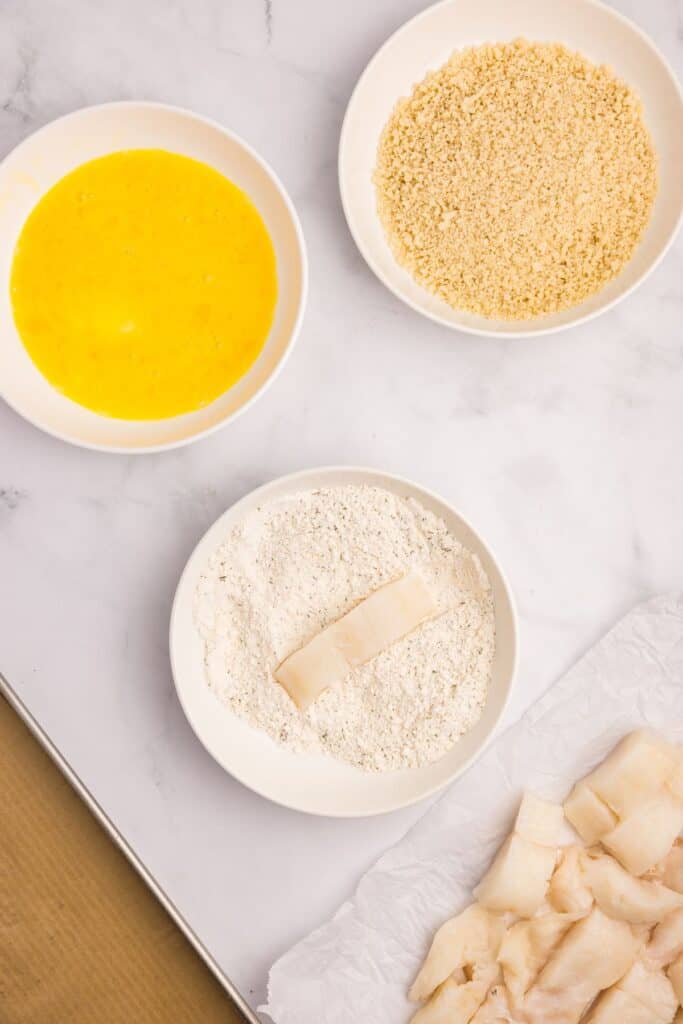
[[0, 671, 259, 1024]]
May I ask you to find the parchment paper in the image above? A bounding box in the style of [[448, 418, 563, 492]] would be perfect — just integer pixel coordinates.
[[263, 593, 683, 1024]]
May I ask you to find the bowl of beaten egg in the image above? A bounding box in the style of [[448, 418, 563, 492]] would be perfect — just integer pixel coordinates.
[[0, 102, 307, 451]]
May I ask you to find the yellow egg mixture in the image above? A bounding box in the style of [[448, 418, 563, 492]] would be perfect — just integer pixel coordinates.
[[10, 149, 277, 419]]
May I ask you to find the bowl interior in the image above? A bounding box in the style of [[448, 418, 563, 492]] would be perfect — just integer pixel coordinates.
[[170, 467, 517, 817], [0, 103, 306, 451], [339, 0, 683, 337]]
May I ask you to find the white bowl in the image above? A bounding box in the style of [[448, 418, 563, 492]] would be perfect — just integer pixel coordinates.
[[170, 466, 518, 817], [0, 102, 307, 452], [339, 0, 683, 338]]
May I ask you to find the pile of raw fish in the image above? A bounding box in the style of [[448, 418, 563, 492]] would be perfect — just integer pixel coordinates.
[[410, 730, 683, 1023]]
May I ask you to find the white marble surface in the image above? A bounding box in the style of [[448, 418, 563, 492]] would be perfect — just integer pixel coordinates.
[[0, 0, 681, 1016]]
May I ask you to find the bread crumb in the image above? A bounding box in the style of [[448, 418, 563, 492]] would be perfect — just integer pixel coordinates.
[[374, 39, 658, 321]]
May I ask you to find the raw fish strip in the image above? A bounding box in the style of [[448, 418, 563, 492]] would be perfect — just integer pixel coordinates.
[[602, 791, 683, 876], [408, 903, 505, 1003], [523, 908, 638, 1024], [274, 572, 438, 710], [515, 793, 565, 847], [584, 853, 683, 923], [474, 834, 556, 917]]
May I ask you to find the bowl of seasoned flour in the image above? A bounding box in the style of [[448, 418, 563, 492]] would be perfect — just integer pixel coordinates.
[[170, 466, 517, 816]]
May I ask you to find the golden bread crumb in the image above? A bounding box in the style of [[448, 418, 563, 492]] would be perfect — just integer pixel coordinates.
[[374, 39, 658, 321]]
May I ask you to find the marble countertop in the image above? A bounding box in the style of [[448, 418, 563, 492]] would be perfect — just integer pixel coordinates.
[[1, 0, 682, 1016]]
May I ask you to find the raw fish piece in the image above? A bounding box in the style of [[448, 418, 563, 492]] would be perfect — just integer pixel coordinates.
[[584, 987, 663, 1023], [564, 783, 616, 844], [522, 908, 638, 1024], [602, 791, 683, 876], [470, 985, 515, 1022], [409, 904, 505, 1003], [585, 987, 654, 1024], [547, 847, 593, 915], [584, 853, 683, 923], [587, 731, 679, 817], [668, 954, 683, 1005], [514, 794, 565, 847], [666, 758, 683, 803], [274, 572, 438, 710], [618, 960, 678, 1020], [648, 909, 683, 967], [474, 835, 556, 917], [498, 912, 576, 1004], [410, 975, 489, 1024], [658, 842, 683, 894]]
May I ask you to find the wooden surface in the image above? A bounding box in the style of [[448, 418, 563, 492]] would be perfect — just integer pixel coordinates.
[[0, 695, 245, 1023]]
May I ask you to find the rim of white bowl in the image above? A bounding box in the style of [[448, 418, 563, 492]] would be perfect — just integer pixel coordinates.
[[338, 0, 683, 339], [0, 100, 308, 454], [169, 464, 519, 817]]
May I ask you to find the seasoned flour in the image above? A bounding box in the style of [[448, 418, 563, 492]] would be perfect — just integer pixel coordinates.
[[194, 485, 495, 772]]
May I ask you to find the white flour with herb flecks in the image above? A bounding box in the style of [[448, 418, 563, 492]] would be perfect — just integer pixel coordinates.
[[194, 485, 495, 772]]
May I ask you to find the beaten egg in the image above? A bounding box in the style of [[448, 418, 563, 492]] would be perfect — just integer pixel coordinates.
[[10, 149, 277, 419]]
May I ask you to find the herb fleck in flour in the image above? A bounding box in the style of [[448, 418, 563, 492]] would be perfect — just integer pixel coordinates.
[[194, 485, 495, 772]]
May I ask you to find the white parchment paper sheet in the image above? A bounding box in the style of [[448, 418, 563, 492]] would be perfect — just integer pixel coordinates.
[[263, 594, 683, 1023]]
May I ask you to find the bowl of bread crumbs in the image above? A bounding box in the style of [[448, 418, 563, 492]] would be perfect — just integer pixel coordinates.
[[170, 466, 517, 817], [339, 0, 683, 337]]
